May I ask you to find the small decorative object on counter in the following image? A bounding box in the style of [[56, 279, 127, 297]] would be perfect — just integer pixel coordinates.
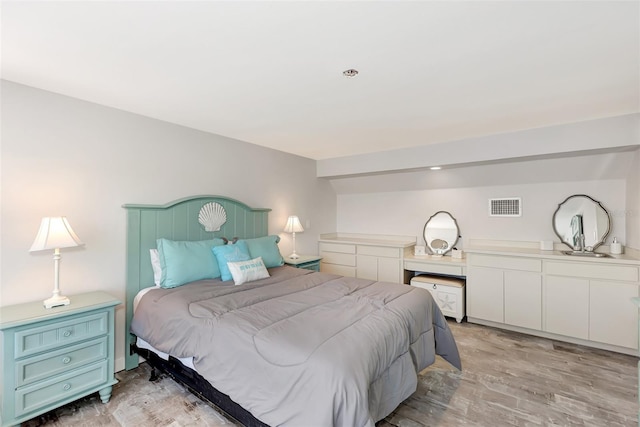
[[610, 237, 623, 255]]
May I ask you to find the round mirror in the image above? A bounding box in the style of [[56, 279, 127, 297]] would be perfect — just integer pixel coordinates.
[[423, 211, 459, 256], [552, 194, 610, 251]]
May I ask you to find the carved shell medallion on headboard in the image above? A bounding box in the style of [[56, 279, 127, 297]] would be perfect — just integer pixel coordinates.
[[198, 202, 227, 232]]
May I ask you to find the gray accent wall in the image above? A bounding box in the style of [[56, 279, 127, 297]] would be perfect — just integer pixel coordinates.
[[0, 81, 336, 371]]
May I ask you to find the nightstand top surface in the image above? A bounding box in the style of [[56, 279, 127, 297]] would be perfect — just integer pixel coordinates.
[[0, 291, 120, 329], [284, 255, 322, 266]]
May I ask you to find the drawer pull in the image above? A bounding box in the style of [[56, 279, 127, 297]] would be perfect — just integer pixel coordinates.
[[62, 383, 71, 391], [62, 356, 71, 364], [433, 284, 437, 289], [62, 330, 72, 337]]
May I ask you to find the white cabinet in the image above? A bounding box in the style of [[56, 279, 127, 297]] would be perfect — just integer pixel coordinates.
[[357, 245, 402, 283], [319, 234, 414, 284], [466, 248, 640, 354], [545, 260, 639, 349], [467, 266, 503, 323], [590, 280, 638, 348], [467, 254, 542, 330], [504, 270, 542, 330], [544, 275, 589, 340]]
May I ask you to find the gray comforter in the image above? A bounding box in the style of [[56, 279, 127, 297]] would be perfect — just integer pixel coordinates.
[[131, 266, 461, 427]]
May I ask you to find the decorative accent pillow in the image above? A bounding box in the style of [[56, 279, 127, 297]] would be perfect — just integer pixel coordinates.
[[149, 249, 162, 286], [227, 257, 270, 285], [156, 238, 226, 288], [243, 235, 284, 268], [212, 240, 251, 281]]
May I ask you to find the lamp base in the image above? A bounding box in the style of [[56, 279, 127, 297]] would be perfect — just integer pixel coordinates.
[[44, 294, 70, 309], [288, 253, 300, 259]]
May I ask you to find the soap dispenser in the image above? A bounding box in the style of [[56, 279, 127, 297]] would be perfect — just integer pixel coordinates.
[[610, 237, 623, 255]]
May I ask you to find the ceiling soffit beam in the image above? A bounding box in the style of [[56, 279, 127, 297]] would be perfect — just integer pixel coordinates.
[[316, 113, 640, 179]]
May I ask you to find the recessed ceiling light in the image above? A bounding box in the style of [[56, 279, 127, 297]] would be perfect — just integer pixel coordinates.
[[343, 69, 359, 78], [430, 166, 442, 170]]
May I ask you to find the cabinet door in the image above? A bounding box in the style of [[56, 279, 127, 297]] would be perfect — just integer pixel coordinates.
[[589, 280, 639, 349], [356, 255, 378, 281], [467, 266, 504, 323], [544, 275, 589, 340], [378, 257, 401, 283], [504, 271, 542, 330]]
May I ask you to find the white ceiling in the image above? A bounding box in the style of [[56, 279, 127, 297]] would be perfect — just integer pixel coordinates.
[[2, 1, 639, 161]]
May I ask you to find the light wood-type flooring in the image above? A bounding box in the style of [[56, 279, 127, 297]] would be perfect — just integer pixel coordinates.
[[22, 320, 638, 426]]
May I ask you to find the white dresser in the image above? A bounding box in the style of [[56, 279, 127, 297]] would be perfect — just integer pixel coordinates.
[[319, 233, 415, 284]]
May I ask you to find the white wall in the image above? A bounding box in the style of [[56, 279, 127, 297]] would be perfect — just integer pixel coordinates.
[[0, 81, 336, 371], [334, 177, 627, 250], [625, 150, 640, 250]]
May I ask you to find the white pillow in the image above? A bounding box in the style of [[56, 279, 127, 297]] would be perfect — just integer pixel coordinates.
[[150, 249, 162, 286], [227, 257, 270, 285]]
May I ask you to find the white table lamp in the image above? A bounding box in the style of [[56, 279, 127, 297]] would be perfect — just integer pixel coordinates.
[[30, 217, 84, 308], [283, 215, 304, 259]]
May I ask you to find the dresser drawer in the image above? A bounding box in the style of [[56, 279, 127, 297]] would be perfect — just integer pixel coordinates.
[[545, 261, 639, 282], [470, 254, 541, 272], [320, 263, 356, 277], [15, 311, 109, 358], [319, 242, 356, 254], [405, 261, 464, 277], [320, 251, 356, 267], [358, 245, 401, 258], [16, 336, 108, 387], [15, 360, 109, 417]]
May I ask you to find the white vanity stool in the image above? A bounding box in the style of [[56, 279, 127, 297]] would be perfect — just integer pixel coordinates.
[[411, 275, 465, 323]]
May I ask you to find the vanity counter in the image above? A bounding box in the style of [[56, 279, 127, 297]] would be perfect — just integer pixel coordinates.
[[465, 242, 640, 266]]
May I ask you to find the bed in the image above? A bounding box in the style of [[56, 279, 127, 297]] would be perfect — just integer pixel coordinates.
[[124, 195, 461, 427]]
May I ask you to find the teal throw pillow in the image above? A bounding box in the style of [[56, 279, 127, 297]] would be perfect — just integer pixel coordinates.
[[243, 235, 284, 268], [212, 240, 251, 281], [157, 238, 226, 288]]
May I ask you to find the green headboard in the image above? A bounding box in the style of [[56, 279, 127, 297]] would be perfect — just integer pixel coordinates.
[[123, 195, 271, 369]]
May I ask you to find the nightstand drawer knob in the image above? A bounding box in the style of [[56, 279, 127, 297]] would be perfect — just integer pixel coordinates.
[[63, 330, 72, 337], [62, 356, 71, 364], [62, 383, 71, 391]]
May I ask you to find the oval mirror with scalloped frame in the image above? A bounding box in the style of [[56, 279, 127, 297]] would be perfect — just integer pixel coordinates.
[[552, 194, 610, 252], [423, 211, 459, 256]]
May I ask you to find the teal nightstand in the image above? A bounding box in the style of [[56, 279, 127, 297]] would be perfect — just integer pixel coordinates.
[[0, 291, 120, 427], [284, 255, 322, 272]]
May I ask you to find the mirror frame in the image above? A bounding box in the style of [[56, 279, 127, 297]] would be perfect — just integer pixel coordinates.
[[552, 194, 611, 252], [423, 211, 460, 256]]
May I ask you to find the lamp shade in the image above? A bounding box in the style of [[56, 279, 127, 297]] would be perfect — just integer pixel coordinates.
[[283, 216, 304, 233], [30, 217, 84, 252]]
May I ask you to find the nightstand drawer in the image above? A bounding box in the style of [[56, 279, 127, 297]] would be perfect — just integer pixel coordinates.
[[15, 311, 109, 358], [16, 336, 108, 387], [15, 360, 109, 417]]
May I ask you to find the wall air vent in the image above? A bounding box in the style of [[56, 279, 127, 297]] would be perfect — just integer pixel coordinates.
[[489, 198, 521, 217]]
